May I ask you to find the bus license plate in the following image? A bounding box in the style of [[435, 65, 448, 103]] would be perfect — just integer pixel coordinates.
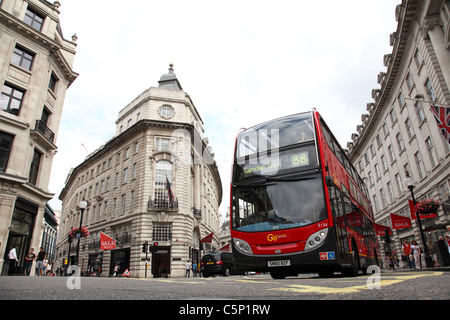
[[268, 260, 290, 267]]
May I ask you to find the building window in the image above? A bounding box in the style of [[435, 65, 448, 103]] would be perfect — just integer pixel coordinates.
[[387, 145, 395, 163], [425, 137, 438, 167], [425, 78, 436, 102], [414, 49, 423, 69], [0, 132, 14, 172], [155, 137, 175, 152], [381, 155, 388, 172], [29, 149, 42, 185], [159, 105, 174, 119], [11, 45, 35, 70], [389, 109, 397, 125], [414, 101, 425, 123], [1, 83, 25, 116], [24, 8, 44, 31], [405, 118, 413, 140], [406, 73, 414, 91], [397, 92, 406, 109], [154, 160, 173, 207], [394, 173, 404, 195], [123, 167, 128, 183], [396, 133, 405, 152], [48, 73, 58, 92], [414, 152, 425, 180], [152, 223, 172, 242]]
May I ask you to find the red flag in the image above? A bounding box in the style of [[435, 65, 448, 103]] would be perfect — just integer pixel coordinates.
[[100, 232, 116, 250], [200, 232, 214, 244], [430, 105, 450, 144], [390, 213, 412, 230]]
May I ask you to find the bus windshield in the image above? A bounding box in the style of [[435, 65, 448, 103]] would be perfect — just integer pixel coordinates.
[[233, 174, 327, 232], [237, 112, 314, 158]]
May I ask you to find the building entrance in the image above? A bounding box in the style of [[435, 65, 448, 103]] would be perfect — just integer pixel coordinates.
[[151, 246, 170, 277]]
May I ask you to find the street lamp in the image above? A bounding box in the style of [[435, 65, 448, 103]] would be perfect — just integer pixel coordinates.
[[404, 172, 433, 268], [75, 200, 88, 266]]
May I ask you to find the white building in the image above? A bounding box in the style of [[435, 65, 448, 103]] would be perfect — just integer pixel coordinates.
[[347, 0, 450, 264], [0, 0, 77, 275], [56, 66, 222, 277]]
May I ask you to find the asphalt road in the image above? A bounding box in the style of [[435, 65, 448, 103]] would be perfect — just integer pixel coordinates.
[[0, 269, 448, 301]]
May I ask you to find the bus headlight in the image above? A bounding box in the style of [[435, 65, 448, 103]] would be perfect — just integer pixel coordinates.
[[233, 238, 253, 255], [305, 228, 328, 251]]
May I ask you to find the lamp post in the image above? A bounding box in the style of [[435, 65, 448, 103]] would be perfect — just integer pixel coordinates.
[[404, 172, 433, 268], [75, 200, 88, 266]]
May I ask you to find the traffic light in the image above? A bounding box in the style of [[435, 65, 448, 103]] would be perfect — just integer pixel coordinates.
[[150, 242, 158, 253], [142, 241, 148, 253]]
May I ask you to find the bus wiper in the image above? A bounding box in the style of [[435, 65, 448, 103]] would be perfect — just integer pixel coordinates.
[[266, 175, 316, 182], [234, 178, 276, 188]]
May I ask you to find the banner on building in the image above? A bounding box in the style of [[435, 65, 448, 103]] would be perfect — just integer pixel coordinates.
[[218, 243, 230, 252], [374, 223, 391, 236], [390, 213, 412, 230], [200, 232, 214, 244], [100, 232, 116, 250]]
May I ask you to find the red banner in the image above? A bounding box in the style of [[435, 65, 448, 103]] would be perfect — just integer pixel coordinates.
[[390, 213, 412, 230], [100, 232, 116, 250], [218, 243, 230, 252], [200, 232, 214, 244], [374, 223, 391, 236]]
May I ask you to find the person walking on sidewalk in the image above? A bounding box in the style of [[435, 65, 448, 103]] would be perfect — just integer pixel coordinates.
[[35, 247, 46, 276], [411, 240, 421, 269], [402, 240, 412, 270], [7, 245, 19, 275]]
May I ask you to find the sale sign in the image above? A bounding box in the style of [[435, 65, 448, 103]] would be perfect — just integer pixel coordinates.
[[100, 232, 116, 250], [390, 213, 412, 230]]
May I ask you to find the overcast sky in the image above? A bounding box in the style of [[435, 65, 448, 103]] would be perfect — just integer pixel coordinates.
[[49, 0, 400, 216]]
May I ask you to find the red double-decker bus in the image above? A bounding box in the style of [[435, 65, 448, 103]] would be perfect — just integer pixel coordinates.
[[230, 110, 380, 279]]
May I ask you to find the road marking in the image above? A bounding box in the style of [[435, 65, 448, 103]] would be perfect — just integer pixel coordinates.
[[269, 272, 443, 295]]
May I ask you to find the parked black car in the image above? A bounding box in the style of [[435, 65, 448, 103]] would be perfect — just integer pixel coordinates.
[[200, 251, 244, 277]]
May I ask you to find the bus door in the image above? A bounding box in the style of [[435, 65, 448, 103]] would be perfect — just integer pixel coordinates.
[[328, 185, 350, 261]]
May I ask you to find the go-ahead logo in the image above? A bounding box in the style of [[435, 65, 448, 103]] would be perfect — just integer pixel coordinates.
[[267, 233, 287, 242]]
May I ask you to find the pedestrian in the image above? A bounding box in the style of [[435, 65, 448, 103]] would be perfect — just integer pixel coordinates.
[[402, 240, 412, 270], [93, 257, 100, 276], [185, 260, 191, 277], [192, 261, 197, 277], [42, 255, 48, 276], [426, 238, 438, 267], [445, 226, 450, 254], [114, 264, 119, 277], [24, 248, 35, 276], [46, 261, 52, 276], [411, 240, 421, 269], [7, 245, 19, 276], [35, 247, 46, 276]]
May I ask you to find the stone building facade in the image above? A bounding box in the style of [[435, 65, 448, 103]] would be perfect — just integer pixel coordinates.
[[0, 0, 77, 275], [56, 66, 222, 278], [346, 0, 450, 263]]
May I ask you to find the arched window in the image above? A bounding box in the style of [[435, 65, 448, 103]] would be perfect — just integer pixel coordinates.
[[154, 160, 173, 208]]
